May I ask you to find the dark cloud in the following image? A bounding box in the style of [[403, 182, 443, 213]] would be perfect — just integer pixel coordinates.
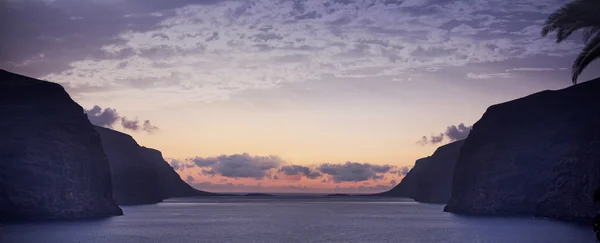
[[121, 117, 140, 131], [170, 159, 182, 171], [390, 166, 411, 176], [370, 164, 393, 173], [143, 120, 159, 133], [169, 159, 194, 171], [418, 123, 472, 145], [0, 0, 221, 78], [389, 180, 397, 185], [317, 162, 395, 183], [85, 105, 119, 127], [279, 165, 322, 179], [201, 169, 217, 176], [187, 153, 284, 179], [445, 123, 472, 141], [190, 157, 219, 167], [84, 105, 159, 133], [186, 175, 195, 182]]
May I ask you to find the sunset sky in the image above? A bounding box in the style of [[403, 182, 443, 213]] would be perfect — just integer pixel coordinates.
[[2, 0, 599, 193]]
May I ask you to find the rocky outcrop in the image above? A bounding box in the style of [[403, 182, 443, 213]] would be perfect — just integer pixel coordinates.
[[139, 147, 217, 198], [374, 140, 464, 204], [0, 70, 122, 221], [374, 158, 429, 198], [413, 140, 465, 203], [95, 126, 215, 205], [445, 78, 600, 220], [94, 126, 164, 205]]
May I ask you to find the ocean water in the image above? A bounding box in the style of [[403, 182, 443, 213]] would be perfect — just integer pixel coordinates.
[[0, 197, 594, 243]]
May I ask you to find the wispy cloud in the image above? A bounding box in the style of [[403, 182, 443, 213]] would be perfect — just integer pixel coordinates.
[[466, 72, 513, 79], [34, 0, 579, 103], [505, 67, 555, 72]]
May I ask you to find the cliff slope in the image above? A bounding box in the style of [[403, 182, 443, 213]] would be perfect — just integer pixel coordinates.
[[374, 140, 464, 204], [412, 140, 465, 203], [374, 157, 430, 198], [445, 78, 600, 220], [0, 70, 122, 221], [95, 126, 216, 204], [139, 147, 218, 198], [94, 126, 164, 205]]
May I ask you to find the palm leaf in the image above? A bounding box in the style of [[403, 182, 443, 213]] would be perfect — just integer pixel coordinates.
[[583, 27, 600, 43], [541, 0, 600, 43], [572, 33, 600, 83]]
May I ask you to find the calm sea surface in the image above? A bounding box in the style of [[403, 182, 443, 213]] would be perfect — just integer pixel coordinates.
[[0, 197, 594, 243]]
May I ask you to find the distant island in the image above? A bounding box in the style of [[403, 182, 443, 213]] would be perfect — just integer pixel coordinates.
[[326, 193, 351, 197], [245, 193, 275, 197]]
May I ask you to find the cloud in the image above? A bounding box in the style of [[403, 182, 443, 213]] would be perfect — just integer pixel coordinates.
[[120, 117, 139, 131], [445, 123, 472, 141], [466, 72, 513, 79], [187, 153, 285, 179], [390, 180, 397, 186], [505, 67, 555, 72], [169, 159, 195, 171], [143, 120, 159, 133], [419, 123, 472, 145], [175, 153, 410, 192], [28, 0, 581, 103], [169, 159, 181, 170], [317, 162, 395, 183], [279, 165, 322, 179], [85, 105, 119, 127], [186, 175, 195, 182], [84, 105, 159, 133], [389, 166, 411, 176], [201, 169, 217, 176], [189, 157, 219, 167]]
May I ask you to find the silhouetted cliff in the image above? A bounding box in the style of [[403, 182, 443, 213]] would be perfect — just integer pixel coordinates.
[[445, 78, 600, 220], [0, 70, 122, 221], [95, 126, 216, 204], [374, 158, 428, 198], [374, 140, 464, 204], [94, 126, 164, 205], [139, 147, 217, 198]]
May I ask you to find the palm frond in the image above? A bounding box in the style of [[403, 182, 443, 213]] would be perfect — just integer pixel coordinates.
[[541, 0, 600, 43], [583, 27, 600, 43], [572, 33, 600, 83]]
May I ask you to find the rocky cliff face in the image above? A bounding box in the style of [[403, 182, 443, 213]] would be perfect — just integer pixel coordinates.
[[445, 78, 600, 220], [375, 140, 464, 204], [412, 140, 465, 203], [375, 157, 429, 198], [94, 126, 164, 205], [95, 126, 215, 204], [139, 147, 217, 198], [0, 70, 122, 221]]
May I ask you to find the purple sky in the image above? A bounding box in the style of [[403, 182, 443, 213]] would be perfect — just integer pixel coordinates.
[[2, 0, 599, 193]]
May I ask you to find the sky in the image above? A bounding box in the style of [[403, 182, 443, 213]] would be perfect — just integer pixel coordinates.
[[2, 0, 599, 193]]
